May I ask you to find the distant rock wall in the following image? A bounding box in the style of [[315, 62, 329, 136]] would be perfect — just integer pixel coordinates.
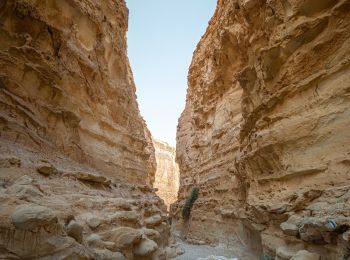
[[174, 0, 350, 258], [153, 139, 179, 209], [0, 0, 155, 185], [0, 0, 170, 258]]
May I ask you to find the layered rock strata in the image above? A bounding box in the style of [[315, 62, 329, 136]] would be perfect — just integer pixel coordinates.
[[0, 0, 155, 185], [153, 139, 179, 209], [0, 0, 169, 258], [173, 0, 350, 259]]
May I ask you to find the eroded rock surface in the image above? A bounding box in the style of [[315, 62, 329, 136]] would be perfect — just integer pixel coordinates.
[[173, 0, 350, 258], [153, 139, 179, 209], [0, 0, 169, 258], [0, 0, 155, 185], [0, 151, 170, 259]]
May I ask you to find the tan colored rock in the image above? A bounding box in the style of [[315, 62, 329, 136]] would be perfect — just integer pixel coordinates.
[[66, 220, 84, 243], [109, 211, 140, 225], [37, 162, 58, 176], [66, 171, 111, 186], [133, 237, 158, 257], [93, 249, 125, 260], [153, 139, 179, 209], [11, 204, 58, 230], [0, 157, 21, 168], [81, 213, 102, 229], [101, 227, 143, 249], [0, 0, 169, 258], [0, 0, 155, 185], [280, 222, 299, 236], [174, 0, 350, 258], [291, 250, 320, 260], [144, 214, 163, 228], [141, 227, 161, 241]]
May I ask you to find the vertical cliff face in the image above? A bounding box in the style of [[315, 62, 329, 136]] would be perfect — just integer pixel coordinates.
[[0, 0, 169, 259], [175, 0, 350, 258], [0, 0, 155, 185], [153, 139, 179, 209]]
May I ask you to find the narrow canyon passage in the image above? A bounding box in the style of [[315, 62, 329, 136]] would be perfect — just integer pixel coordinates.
[[0, 0, 350, 260]]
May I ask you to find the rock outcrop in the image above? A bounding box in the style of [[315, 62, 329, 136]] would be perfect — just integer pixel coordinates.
[[0, 0, 155, 185], [0, 0, 169, 258], [153, 139, 179, 209], [173, 0, 350, 259]]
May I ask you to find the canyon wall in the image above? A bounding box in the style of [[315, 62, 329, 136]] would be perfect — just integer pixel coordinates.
[[174, 0, 350, 259], [0, 0, 155, 185], [153, 139, 179, 209], [0, 0, 169, 258]]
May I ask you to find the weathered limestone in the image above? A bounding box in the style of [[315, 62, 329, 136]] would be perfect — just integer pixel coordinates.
[[153, 139, 180, 209], [0, 0, 170, 258], [0, 0, 155, 185], [173, 0, 350, 258]]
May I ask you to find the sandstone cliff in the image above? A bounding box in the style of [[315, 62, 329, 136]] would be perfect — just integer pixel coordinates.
[[174, 0, 350, 259], [153, 139, 179, 209], [0, 0, 155, 185], [0, 0, 169, 258]]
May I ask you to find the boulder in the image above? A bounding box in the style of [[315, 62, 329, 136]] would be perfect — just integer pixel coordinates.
[[93, 249, 125, 260], [280, 222, 299, 236], [86, 234, 115, 250], [66, 220, 84, 243], [166, 244, 185, 257], [101, 227, 142, 249], [276, 246, 304, 260], [82, 213, 102, 229], [141, 228, 161, 241], [298, 217, 334, 243], [7, 182, 43, 199], [133, 237, 158, 257], [11, 204, 57, 230], [144, 214, 162, 227], [110, 211, 140, 225]]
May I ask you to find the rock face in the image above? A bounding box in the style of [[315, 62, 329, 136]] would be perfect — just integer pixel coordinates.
[[0, 0, 169, 258], [0, 0, 155, 185], [173, 0, 350, 258], [153, 139, 180, 209]]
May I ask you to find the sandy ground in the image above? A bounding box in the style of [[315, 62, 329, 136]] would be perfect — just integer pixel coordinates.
[[170, 219, 257, 260], [174, 240, 240, 260]]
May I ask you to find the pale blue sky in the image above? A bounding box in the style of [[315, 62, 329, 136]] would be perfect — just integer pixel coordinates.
[[126, 0, 216, 146]]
